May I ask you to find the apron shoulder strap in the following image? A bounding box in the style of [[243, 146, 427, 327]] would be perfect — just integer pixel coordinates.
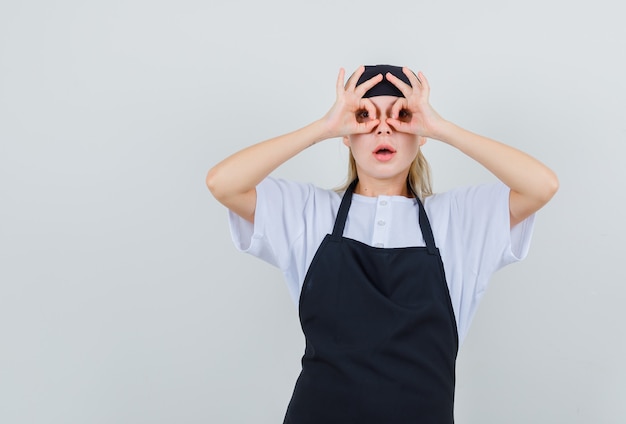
[[331, 179, 357, 239], [408, 183, 437, 255], [414, 195, 437, 255]]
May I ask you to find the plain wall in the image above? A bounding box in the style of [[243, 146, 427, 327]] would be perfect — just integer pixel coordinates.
[[1, 0, 624, 423]]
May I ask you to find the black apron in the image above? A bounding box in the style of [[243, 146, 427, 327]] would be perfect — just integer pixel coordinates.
[[283, 180, 459, 424]]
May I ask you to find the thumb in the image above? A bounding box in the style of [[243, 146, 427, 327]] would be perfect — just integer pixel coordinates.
[[386, 117, 412, 134], [357, 118, 380, 134]]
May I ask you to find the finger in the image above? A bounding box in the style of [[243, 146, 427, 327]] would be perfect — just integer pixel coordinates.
[[345, 65, 365, 91], [416, 71, 430, 95], [360, 98, 377, 120], [355, 99, 379, 133], [360, 118, 380, 133], [335, 68, 346, 96], [354, 72, 383, 97], [390, 97, 407, 119], [386, 118, 412, 134], [385, 72, 413, 98], [402, 67, 423, 89]]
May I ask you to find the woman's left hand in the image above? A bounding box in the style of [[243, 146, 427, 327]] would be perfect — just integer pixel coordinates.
[[385, 69, 445, 139], [386, 68, 558, 228]]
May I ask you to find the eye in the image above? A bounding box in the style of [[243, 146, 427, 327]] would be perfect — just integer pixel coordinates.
[[398, 109, 411, 121], [356, 109, 370, 122]]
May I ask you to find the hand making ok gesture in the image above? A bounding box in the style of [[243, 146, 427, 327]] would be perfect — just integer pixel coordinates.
[[321, 66, 384, 138], [385, 68, 446, 139]]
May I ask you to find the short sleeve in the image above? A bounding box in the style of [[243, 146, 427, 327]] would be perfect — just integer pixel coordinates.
[[227, 177, 340, 304], [451, 182, 534, 274], [428, 182, 536, 343], [228, 177, 312, 270]]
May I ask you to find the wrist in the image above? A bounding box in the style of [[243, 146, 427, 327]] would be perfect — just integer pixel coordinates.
[[428, 119, 457, 144], [309, 119, 336, 144], [317, 115, 349, 141]]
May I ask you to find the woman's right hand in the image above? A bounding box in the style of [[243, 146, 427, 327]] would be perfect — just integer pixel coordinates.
[[321, 66, 383, 138], [207, 66, 384, 223]]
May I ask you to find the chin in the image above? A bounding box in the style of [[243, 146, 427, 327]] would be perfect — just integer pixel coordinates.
[[357, 169, 410, 183]]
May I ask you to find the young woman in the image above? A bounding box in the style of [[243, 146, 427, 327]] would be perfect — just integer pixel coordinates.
[[206, 65, 558, 423]]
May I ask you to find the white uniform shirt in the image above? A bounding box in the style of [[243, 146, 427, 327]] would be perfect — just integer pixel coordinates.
[[228, 177, 535, 344]]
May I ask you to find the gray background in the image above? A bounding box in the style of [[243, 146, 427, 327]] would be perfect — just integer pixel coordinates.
[[1, 0, 624, 423]]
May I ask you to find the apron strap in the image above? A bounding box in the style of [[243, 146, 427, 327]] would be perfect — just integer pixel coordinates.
[[408, 184, 437, 255], [333, 179, 437, 255], [331, 179, 357, 239]]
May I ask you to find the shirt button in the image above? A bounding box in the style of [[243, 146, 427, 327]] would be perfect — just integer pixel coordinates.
[[377, 220, 386, 226], [374, 243, 384, 248], [379, 200, 388, 206]]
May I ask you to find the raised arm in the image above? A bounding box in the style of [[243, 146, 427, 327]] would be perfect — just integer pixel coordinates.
[[386, 69, 559, 228], [206, 67, 383, 223]]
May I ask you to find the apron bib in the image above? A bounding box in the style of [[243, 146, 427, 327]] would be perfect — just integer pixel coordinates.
[[284, 180, 459, 424]]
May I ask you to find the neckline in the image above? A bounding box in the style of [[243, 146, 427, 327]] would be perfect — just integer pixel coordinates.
[[351, 192, 417, 204], [332, 179, 437, 254]]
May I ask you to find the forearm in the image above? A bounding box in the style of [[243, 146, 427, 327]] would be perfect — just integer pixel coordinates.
[[434, 121, 557, 198], [206, 119, 329, 202], [206, 66, 384, 222], [432, 120, 559, 224]]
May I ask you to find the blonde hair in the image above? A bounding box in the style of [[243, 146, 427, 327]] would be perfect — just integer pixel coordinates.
[[337, 150, 433, 200]]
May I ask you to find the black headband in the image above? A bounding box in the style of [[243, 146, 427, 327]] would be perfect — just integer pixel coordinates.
[[356, 64, 412, 98]]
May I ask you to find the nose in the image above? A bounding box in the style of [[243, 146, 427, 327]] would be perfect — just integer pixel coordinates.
[[376, 118, 392, 135]]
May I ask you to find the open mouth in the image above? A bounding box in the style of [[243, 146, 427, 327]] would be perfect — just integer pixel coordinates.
[[373, 145, 396, 161]]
